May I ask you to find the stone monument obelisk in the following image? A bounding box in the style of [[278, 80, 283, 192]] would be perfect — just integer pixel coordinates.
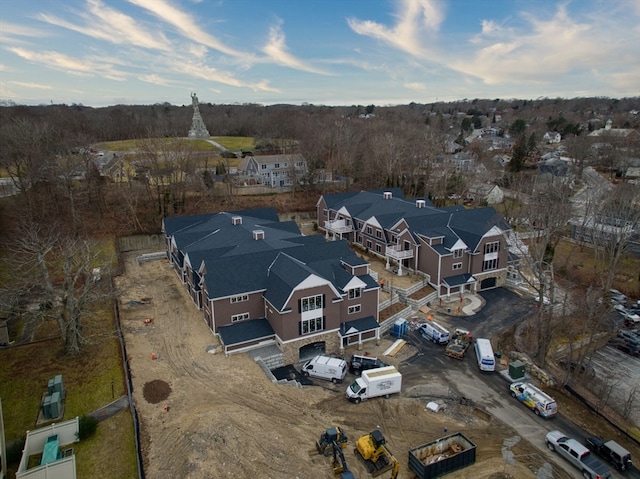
[[188, 92, 210, 138]]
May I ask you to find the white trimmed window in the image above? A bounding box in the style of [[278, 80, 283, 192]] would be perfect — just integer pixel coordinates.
[[301, 294, 323, 312], [366, 226, 372, 235], [375, 244, 382, 253], [348, 288, 361, 300], [484, 241, 500, 254], [231, 312, 249, 322], [483, 258, 498, 271], [453, 249, 463, 258], [453, 263, 462, 270], [230, 294, 248, 303], [348, 305, 361, 314], [300, 317, 323, 335]]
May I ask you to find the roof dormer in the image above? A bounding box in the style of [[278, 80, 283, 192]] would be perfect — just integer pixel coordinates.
[[232, 216, 242, 225], [253, 230, 265, 240], [383, 191, 392, 200]]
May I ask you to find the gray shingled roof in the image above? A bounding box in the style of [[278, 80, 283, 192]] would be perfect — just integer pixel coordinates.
[[218, 318, 275, 346]]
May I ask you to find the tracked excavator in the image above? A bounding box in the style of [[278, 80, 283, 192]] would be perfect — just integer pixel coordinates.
[[354, 430, 399, 478], [331, 440, 356, 479], [310, 426, 349, 456]]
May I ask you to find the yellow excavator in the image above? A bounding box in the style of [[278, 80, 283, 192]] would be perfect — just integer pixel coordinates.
[[331, 440, 356, 479], [310, 426, 349, 456], [354, 430, 399, 478]]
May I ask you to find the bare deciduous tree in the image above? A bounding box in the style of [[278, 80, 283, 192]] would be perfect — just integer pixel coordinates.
[[7, 221, 115, 355]]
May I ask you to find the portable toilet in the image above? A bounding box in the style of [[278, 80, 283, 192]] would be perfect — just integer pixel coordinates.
[[48, 375, 65, 398], [392, 318, 407, 337], [509, 360, 526, 380]]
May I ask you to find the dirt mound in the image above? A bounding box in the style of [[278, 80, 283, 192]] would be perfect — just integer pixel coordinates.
[[143, 379, 171, 404]]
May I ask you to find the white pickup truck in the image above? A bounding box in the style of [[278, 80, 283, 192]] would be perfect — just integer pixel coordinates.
[[545, 430, 612, 479]]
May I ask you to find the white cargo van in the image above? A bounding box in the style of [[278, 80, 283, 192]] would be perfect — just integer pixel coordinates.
[[419, 321, 450, 344], [474, 338, 495, 372], [511, 381, 557, 417], [301, 355, 347, 384]]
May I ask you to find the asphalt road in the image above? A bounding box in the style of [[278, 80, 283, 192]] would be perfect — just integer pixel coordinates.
[[397, 287, 639, 479]]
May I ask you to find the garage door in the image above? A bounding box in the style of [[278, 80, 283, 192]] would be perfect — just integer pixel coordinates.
[[299, 341, 325, 362], [480, 277, 497, 290]]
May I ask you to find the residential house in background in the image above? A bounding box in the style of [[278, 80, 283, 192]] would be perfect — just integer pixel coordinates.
[[318, 189, 511, 297], [162, 208, 380, 363], [237, 153, 307, 187], [543, 131, 562, 144], [468, 183, 505, 205]]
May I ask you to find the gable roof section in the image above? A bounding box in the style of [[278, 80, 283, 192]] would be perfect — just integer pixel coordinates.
[[448, 207, 509, 252]]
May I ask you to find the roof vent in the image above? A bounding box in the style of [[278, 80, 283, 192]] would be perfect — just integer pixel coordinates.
[[383, 191, 392, 199], [252, 230, 265, 240], [416, 199, 426, 208], [232, 216, 242, 225]]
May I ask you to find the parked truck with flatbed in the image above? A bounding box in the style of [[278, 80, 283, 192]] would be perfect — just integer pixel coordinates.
[[445, 328, 472, 360], [546, 430, 612, 479]]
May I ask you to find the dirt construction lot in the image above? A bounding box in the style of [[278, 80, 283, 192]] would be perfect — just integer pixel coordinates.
[[116, 252, 573, 479]]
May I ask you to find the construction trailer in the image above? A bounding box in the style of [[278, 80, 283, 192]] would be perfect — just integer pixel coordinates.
[[408, 432, 476, 479]]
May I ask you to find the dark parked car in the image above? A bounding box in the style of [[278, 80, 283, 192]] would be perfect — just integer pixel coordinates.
[[609, 337, 640, 357], [585, 436, 632, 472], [348, 354, 388, 375]]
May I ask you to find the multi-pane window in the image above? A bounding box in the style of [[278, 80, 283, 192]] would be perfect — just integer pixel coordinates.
[[453, 249, 463, 258], [300, 317, 323, 335], [375, 244, 382, 253], [453, 263, 462, 270], [483, 258, 498, 271], [366, 226, 372, 235], [230, 294, 248, 303], [376, 230, 382, 239], [231, 312, 249, 322], [366, 240, 372, 250], [274, 163, 280, 168], [484, 242, 500, 254], [348, 305, 361, 314], [348, 288, 361, 299], [302, 295, 323, 312]]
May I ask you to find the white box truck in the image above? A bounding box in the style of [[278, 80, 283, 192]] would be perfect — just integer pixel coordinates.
[[301, 355, 347, 383], [345, 366, 402, 403]]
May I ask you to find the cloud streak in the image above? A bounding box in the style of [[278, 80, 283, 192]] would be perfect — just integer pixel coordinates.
[[348, 0, 443, 58], [261, 22, 329, 75]]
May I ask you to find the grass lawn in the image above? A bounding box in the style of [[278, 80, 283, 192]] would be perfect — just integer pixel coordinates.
[[0, 239, 137, 479], [95, 136, 255, 152], [211, 136, 255, 150]]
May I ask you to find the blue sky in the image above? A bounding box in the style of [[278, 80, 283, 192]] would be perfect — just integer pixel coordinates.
[[1, 0, 639, 107]]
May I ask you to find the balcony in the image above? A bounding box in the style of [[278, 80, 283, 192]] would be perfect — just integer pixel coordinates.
[[324, 219, 353, 235], [385, 244, 414, 261]]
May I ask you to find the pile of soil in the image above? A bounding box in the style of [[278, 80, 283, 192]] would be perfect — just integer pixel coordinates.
[[143, 379, 172, 404]]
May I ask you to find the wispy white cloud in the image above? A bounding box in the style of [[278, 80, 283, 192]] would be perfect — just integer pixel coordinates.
[[172, 60, 279, 92], [347, 0, 443, 58], [128, 0, 246, 58], [9, 81, 53, 90], [404, 82, 426, 91], [261, 22, 329, 75], [38, 0, 171, 51], [452, 5, 634, 86], [8, 47, 130, 81], [138, 74, 171, 86]]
